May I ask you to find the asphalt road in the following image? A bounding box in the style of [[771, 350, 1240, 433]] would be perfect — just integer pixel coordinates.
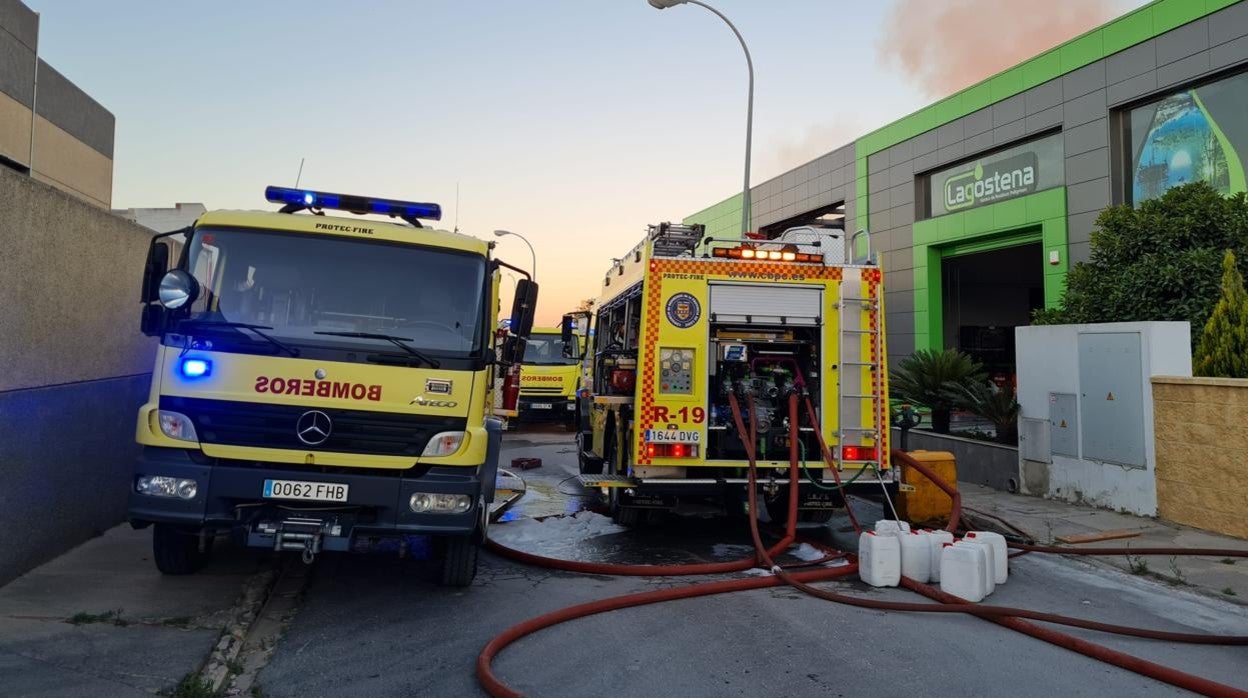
[[256, 427, 1248, 697]]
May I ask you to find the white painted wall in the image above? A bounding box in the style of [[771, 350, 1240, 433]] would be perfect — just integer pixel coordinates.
[[1015, 322, 1191, 516]]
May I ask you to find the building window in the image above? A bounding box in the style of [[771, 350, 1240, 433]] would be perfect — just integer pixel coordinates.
[[1119, 70, 1248, 205], [923, 132, 1065, 219]]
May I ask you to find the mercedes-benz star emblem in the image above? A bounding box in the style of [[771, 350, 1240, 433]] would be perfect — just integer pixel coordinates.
[[296, 410, 332, 446]]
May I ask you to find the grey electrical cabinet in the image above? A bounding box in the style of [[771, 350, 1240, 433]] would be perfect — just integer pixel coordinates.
[[1077, 332, 1146, 468], [1048, 393, 1078, 458]]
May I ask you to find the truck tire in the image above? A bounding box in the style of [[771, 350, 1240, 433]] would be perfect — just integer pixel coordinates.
[[152, 524, 212, 575], [439, 535, 479, 587]]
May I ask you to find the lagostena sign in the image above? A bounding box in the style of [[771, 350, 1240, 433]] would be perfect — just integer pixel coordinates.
[[928, 132, 1063, 217], [943, 152, 1038, 211]]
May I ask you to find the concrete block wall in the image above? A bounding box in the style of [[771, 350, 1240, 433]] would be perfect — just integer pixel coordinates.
[[1152, 376, 1248, 539], [0, 166, 156, 584]]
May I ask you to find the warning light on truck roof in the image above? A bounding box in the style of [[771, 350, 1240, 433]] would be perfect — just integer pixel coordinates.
[[713, 246, 823, 264], [265, 186, 442, 221]]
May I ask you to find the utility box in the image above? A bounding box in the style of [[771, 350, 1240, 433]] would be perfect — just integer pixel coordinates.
[[1015, 322, 1190, 516], [897, 450, 957, 527]]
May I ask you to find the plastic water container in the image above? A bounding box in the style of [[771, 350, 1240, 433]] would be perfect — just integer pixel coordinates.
[[874, 519, 911, 536], [898, 531, 931, 583], [858, 531, 901, 587], [939, 542, 988, 602], [925, 530, 955, 582], [955, 539, 995, 596], [966, 531, 1008, 584]]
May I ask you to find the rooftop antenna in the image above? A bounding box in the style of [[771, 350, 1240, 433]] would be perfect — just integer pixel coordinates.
[[294, 157, 305, 187], [454, 181, 460, 233]]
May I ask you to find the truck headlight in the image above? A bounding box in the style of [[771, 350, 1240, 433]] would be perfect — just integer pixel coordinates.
[[158, 410, 199, 442], [409, 492, 472, 514], [136, 475, 199, 500], [422, 431, 465, 457]]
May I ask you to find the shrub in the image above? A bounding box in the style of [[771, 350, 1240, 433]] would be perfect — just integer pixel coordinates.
[[1036, 182, 1248, 345], [1194, 250, 1248, 378], [889, 349, 984, 434], [952, 381, 1020, 444]]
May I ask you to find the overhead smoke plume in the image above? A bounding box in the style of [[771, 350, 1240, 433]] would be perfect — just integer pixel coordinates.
[[766, 117, 864, 177], [879, 0, 1120, 99]]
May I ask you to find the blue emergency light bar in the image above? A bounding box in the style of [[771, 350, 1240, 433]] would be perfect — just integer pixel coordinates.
[[265, 186, 442, 221]]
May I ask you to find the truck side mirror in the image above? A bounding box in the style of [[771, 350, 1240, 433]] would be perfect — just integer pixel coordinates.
[[139, 240, 171, 336], [142, 240, 170, 304], [500, 335, 526, 366], [560, 314, 574, 358], [509, 279, 538, 338]]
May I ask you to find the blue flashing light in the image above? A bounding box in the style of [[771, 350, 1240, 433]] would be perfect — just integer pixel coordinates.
[[265, 186, 442, 221], [180, 358, 211, 379]]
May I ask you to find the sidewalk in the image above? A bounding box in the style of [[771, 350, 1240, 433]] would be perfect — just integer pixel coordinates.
[[960, 483, 1248, 605], [0, 526, 270, 695]]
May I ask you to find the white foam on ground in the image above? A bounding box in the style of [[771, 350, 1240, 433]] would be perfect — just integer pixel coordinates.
[[490, 511, 626, 547], [790, 543, 827, 562]]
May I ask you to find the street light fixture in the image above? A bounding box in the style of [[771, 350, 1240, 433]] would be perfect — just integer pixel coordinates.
[[648, 0, 754, 239], [493, 230, 537, 281]]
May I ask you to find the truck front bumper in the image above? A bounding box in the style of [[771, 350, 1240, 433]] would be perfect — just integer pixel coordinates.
[[517, 396, 576, 423], [128, 421, 503, 549]]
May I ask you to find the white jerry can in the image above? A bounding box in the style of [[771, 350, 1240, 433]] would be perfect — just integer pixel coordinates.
[[965, 531, 1008, 584], [939, 542, 988, 602], [899, 531, 931, 583], [926, 530, 955, 582], [954, 538, 995, 596], [858, 531, 901, 587]]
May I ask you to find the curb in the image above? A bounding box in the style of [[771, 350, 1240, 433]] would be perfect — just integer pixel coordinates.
[[199, 556, 288, 692]]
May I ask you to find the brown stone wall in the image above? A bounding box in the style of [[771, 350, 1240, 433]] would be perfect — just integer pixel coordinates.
[[1152, 376, 1248, 539]]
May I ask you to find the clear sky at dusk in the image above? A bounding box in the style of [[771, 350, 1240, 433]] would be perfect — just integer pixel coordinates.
[[28, 0, 1144, 324]]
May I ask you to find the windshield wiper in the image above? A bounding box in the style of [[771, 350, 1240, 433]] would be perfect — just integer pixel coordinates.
[[314, 331, 441, 368], [179, 320, 300, 357]]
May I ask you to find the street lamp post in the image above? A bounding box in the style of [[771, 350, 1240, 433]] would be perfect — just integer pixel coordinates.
[[493, 230, 537, 280], [648, 0, 754, 239]]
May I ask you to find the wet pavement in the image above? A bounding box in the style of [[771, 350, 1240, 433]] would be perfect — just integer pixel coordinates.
[[251, 425, 1248, 697]]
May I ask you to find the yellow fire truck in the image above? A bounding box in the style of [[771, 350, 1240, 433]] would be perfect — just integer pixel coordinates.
[[130, 186, 537, 586], [567, 222, 895, 526], [515, 327, 584, 429]]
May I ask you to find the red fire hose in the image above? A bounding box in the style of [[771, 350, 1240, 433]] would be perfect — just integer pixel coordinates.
[[477, 393, 1248, 697]]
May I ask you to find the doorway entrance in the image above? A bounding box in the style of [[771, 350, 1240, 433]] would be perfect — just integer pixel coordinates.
[[941, 242, 1044, 382]]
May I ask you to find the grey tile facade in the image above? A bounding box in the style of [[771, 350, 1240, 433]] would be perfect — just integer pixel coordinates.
[[0, 0, 115, 160], [730, 3, 1248, 365]]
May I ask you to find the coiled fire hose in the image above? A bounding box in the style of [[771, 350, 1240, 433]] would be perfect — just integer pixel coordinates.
[[478, 390, 1248, 698]]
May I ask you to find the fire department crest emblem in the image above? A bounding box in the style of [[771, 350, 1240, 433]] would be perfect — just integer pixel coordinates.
[[665, 292, 701, 329]]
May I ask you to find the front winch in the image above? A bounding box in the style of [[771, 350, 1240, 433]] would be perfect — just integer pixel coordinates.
[[253, 517, 343, 564]]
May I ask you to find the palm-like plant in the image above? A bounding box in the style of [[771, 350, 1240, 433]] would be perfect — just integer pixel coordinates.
[[952, 381, 1020, 444], [889, 349, 984, 433]]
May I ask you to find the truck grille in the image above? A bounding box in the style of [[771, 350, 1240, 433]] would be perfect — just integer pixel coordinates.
[[161, 397, 466, 457], [519, 386, 564, 395]]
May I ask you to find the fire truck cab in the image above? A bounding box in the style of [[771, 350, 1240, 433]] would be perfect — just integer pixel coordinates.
[[569, 222, 895, 526], [130, 186, 537, 586]]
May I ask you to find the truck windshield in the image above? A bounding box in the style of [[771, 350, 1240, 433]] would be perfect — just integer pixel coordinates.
[[178, 226, 486, 356], [522, 333, 579, 365]]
